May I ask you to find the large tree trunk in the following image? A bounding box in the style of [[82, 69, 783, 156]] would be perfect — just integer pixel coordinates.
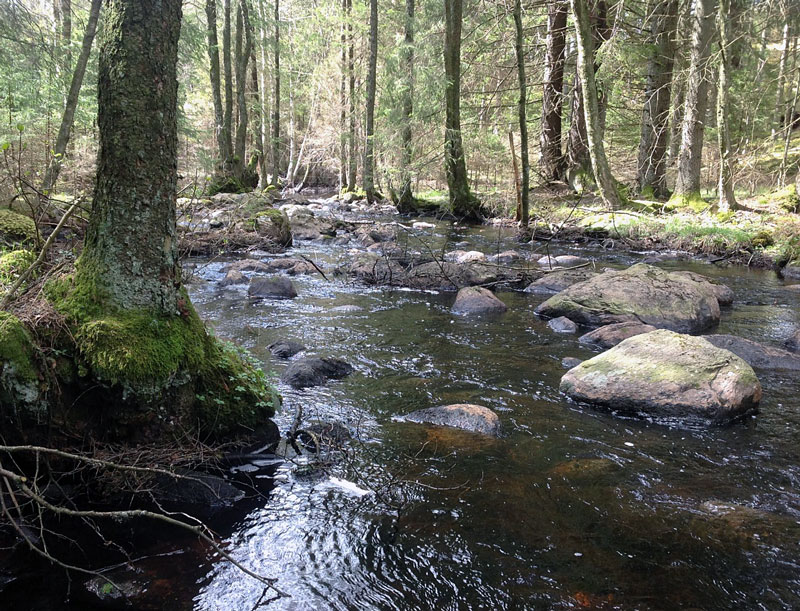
[[540, 1, 568, 182], [339, 0, 347, 191], [636, 0, 678, 198], [397, 0, 416, 212], [672, 0, 716, 207], [772, 1, 790, 141], [40, 0, 102, 197], [346, 0, 357, 190], [205, 0, 227, 166], [271, 0, 280, 187], [513, 0, 530, 226], [222, 0, 234, 170], [570, 0, 622, 209], [256, 0, 270, 188], [716, 0, 736, 210], [444, 0, 481, 221], [233, 0, 252, 181], [565, 0, 610, 179], [364, 0, 378, 203]]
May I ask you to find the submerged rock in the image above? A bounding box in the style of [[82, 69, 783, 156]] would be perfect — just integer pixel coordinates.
[[578, 321, 658, 349], [402, 403, 501, 436], [248, 275, 298, 299], [703, 335, 800, 371], [548, 316, 578, 334], [787, 329, 800, 353], [561, 357, 583, 369], [536, 264, 721, 334], [268, 340, 306, 359], [524, 268, 597, 295], [560, 329, 761, 424], [281, 357, 353, 388], [150, 470, 244, 517], [451, 286, 507, 315]]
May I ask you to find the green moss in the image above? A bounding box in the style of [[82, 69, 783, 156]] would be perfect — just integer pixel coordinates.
[[0, 312, 38, 382], [759, 185, 800, 213], [0, 249, 36, 288], [750, 230, 774, 248], [255, 207, 284, 221], [0, 209, 36, 246], [668, 192, 710, 213]]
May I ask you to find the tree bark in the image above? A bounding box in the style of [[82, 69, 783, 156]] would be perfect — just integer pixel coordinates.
[[444, 0, 481, 220], [772, 1, 790, 141], [271, 0, 280, 187], [233, 0, 252, 180], [81, 0, 183, 313], [513, 0, 530, 226], [397, 0, 416, 212], [205, 0, 227, 166], [570, 0, 622, 209], [716, 0, 736, 210], [364, 0, 378, 203], [347, 0, 357, 190], [222, 0, 234, 170], [672, 0, 716, 206], [636, 0, 678, 198], [339, 0, 347, 191], [40, 0, 102, 197], [256, 0, 270, 188], [540, 1, 567, 182]]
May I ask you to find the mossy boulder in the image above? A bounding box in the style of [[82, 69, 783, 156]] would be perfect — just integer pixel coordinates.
[[759, 185, 799, 213], [0, 249, 36, 289], [667, 192, 711, 213], [251, 208, 292, 246], [0, 312, 44, 421], [0, 209, 36, 247], [560, 330, 761, 425], [536, 263, 721, 334]]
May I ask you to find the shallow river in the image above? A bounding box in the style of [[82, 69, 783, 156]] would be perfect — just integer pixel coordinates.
[[186, 219, 800, 610]]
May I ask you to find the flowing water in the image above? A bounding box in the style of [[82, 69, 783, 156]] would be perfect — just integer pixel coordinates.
[[180, 219, 800, 610]]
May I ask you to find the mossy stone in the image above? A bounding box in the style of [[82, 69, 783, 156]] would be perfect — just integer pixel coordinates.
[[0, 209, 36, 247], [0, 249, 36, 288]]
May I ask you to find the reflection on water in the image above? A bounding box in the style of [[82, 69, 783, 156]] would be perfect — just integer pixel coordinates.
[[189, 221, 800, 610]]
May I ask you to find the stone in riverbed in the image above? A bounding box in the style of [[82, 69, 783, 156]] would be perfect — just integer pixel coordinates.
[[672, 270, 734, 306], [537, 254, 587, 269], [782, 262, 800, 279], [248, 275, 297, 299], [787, 329, 800, 353], [561, 357, 583, 369], [536, 263, 721, 334], [560, 329, 761, 425], [281, 357, 353, 389], [703, 334, 800, 370], [524, 268, 597, 294], [402, 404, 501, 436], [268, 340, 306, 359], [219, 269, 248, 287], [548, 316, 578, 333], [487, 250, 521, 264], [451, 286, 507, 315], [579, 321, 658, 349], [444, 250, 486, 264]]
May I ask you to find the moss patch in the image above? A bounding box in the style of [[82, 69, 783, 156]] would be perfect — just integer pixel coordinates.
[[0, 249, 36, 289], [0, 312, 38, 382], [759, 185, 800, 213], [0, 209, 36, 247], [668, 192, 711, 213]]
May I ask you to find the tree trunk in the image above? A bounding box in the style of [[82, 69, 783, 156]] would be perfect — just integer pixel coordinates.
[[540, 1, 567, 182], [346, 0, 356, 190], [513, 0, 530, 226], [716, 0, 736, 210], [444, 0, 481, 220], [250, 51, 263, 185], [256, 0, 270, 189], [233, 0, 252, 180], [222, 0, 234, 170], [773, 2, 790, 141], [205, 0, 227, 166], [397, 0, 416, 212], [271, 0, 280, 187], [636, 0, 678, 198], [285, 67, 295, 184], [672, 0, 716, 207], [339, 0, 347, 191], [60, 0, 72, 93], [364, 0, 378, 203], [570, 0, 622, 209], [40, 0, 102, 197]]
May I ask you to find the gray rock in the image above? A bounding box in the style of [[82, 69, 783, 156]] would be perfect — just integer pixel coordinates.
[[783, 284, 800, 292], [536, 264, 721, 334], [548, 316, 578, 333], [704, 334, 800, 370], [560, 329, 762, 424], [281, 357, 354, 388], [405, 261, 496, 291], [444, 250, 486, 264], [452, 286, 507, 315], [787, 329, 800, 353], [537, 254, 587, 269], [672, 270, 734, 306], [524, 268, 597, 294], [219, 270, 248, 287], [561, 357, 583, 369], [268, 340, 306, 359], [487, 250, 521, 265], [402, 403, 501, 436], [579, 321, 658, 349], [248, 275, 297, 299], [782, 262, 800, 279], [224, 259, 273, 273]]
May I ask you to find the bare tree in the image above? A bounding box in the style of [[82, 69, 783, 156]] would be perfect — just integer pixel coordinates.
[[540, 1, 568, 182]]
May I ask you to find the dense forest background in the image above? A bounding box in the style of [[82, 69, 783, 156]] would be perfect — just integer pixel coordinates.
[[1, 0, 799, 216]]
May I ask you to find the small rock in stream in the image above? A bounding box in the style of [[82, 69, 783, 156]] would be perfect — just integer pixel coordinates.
[[451, 286, 507, 315], [281, 357, 354, 388], [401, 404, 501, 437], [561, 357, 583, 369], [248, 275, 298, 299], [548, 316, 578, 334], [787, 329, 800, 353], [269, 340, 306, 359]]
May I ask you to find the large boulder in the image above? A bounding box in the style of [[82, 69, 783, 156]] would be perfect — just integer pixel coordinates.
[[703, 335, 800, 371], [560, 329, 762, 424], [451, 286, 507, 314], [280, 357, 353, 389], [672, 271, 734, 306], [284, 207, 336, 240], [0, 209, 36, 248], [402, 404, 501, 436], [536, 264, 721, 333], [579, 321, 658, 349], [524, 268, 597, 295], [248, 275, 297, 299]]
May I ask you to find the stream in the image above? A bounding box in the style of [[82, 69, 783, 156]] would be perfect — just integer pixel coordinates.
[[173, 215, 800, 610]]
